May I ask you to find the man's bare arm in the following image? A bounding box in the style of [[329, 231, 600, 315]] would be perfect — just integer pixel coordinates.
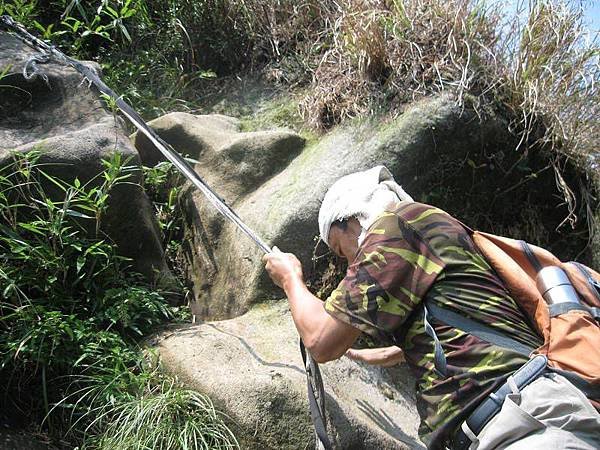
[[263, 248, 360, 363], [345, 346, 405, 367]]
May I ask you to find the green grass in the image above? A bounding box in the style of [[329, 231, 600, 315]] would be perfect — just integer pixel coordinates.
[[83, 377, 237, 450], [53, 355, 238, 450], [238, 96, 302, 131]]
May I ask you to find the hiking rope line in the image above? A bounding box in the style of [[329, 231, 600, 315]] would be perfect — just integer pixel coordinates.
[[0, 15, 332, 450]]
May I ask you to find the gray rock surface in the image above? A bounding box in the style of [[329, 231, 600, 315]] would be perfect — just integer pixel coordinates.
[[0, 32, 168, 280], [156, 302, 423, 450], [135, 95, 512, 319], [133, 112, 305, 200], [131, 111, 306, 317]]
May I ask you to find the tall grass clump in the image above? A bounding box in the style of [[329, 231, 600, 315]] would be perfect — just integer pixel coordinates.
[[75, 369, 236, 450], [499, 2, 599, 228], [301, 0, 503, 127], [0, 151, 236, 449], [503, 2, 599, 157], [301, 0, 599, 157]]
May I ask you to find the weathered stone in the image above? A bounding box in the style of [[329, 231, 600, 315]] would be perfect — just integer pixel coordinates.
[[132, 112, 306, 200], [155, 302, 423, 450], [0, 32, 168, 280], [131, 111, 306, 316], [153, 96, 514, 318]]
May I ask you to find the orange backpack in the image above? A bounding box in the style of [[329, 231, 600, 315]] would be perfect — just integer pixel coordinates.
[[471, 232, 600, 379], [423, 228, 600, 407]]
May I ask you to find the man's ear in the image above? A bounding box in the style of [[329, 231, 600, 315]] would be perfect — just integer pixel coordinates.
[[378, 166, 393, 183]]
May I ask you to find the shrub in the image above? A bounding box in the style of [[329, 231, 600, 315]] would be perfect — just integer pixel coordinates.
[[142, 161, 186, 278], [74, 366, 238, 450], [0, 151, 235, 448], [317, 1, 496, 122], [500, 2, 600, 220]]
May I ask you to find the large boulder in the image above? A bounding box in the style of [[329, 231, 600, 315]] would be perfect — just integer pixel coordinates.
[[136, 95, 520, 318], [0, 32, 168, 280], [132, 112, 306, 317], [155, 302, 423, 449]]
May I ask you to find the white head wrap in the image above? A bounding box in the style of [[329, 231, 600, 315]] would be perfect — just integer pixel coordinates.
[[318, 165, 413, 247]]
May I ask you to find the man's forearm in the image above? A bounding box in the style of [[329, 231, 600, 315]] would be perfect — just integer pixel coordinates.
[[263, 249, 360, 362], [282, 275, 329, 347], [282, 275, 360, 363]]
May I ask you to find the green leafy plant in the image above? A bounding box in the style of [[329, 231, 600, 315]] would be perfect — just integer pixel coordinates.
[[0, 64, 12, 90], [142, 161, 185, 275], [71, 363, 238, 450], [0, 151, 233, 448], [0, 0, 38, 23]]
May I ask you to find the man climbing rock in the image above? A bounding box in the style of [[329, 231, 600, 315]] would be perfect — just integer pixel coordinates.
[[263, 166, 600, 450]]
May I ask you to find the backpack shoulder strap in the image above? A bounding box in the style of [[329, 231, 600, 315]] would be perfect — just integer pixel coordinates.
[[519, 240, 543, 273], [425, 299, 600, 400], [425, 300, 536, 358]]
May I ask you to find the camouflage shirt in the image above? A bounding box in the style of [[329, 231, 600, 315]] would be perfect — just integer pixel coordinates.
[[324, 202, 542, 449]]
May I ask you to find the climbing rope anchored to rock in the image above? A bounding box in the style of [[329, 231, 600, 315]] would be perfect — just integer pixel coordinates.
[[0, 14, 332, 450]]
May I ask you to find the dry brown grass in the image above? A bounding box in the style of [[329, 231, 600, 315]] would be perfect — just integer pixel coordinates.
[[498, 2, 600, 227], [503, 2, 599, 157], [296, 1, 598, 154], [299, 0, 504, 127]]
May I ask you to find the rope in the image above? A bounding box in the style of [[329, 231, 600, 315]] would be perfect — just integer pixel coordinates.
[[0, 15, 332, 449], [0, 15, 271, 254], [23, 52, 51, 85]]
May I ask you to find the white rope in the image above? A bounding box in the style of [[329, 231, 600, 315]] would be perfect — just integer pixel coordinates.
[[23, 53, 51, 85]]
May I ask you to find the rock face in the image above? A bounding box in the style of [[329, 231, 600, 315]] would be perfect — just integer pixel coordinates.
[[0, 32, 168, 280], [156, 302, 423, 450], [134, 95, 520, 319], [132, 112, 306, 317]]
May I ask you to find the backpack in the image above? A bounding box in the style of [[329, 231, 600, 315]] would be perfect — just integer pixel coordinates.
[[423, 227, 600, 406]]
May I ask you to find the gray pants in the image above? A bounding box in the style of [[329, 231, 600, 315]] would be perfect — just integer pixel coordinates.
[[465, 373, 600, 450]]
